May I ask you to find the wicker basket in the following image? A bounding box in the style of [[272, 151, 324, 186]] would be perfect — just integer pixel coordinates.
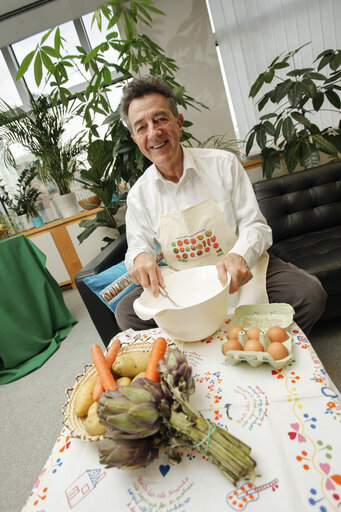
[[62, 339, 164, 442]]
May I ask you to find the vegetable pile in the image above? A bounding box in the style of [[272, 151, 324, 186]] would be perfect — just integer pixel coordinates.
[[94, 338, 256, 485]]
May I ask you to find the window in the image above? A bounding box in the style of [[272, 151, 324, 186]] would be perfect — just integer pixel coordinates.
[[0, 51, 22, 106], [11, 21, 91, 95]]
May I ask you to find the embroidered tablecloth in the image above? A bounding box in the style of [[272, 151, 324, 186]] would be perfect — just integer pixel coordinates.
[[22, 319, 341, 512]]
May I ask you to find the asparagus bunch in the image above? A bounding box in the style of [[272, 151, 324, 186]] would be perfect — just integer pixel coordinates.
[[97, 348, 256, 484]]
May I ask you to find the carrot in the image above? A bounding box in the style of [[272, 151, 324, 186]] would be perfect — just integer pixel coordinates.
[[145, 337, 167, 382], [91, 344, 117, 393], [93, 338, 121, 401]]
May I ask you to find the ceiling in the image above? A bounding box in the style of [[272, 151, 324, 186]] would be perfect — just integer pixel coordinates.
[[0, 0, 100, 46], [0, 1, 55, 20]]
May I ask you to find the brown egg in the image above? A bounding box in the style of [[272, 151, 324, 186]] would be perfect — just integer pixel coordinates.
[[267, 326, 288, 343], [244, 339, 264, 352], [227, 325, 244, 339], [223, 339, 243, 354], [267, 341, 288, 361], [247, 327, 261, 340]]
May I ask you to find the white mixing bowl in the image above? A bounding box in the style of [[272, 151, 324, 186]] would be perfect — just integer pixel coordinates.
[[133, 265, 230, 341]]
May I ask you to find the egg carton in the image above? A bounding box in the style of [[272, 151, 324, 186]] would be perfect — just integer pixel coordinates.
[[221, 303, 294, 370]]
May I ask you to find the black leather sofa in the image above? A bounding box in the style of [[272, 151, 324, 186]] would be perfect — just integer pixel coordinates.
[[75, 160, 341, 346], [253, 160, 341, 321]]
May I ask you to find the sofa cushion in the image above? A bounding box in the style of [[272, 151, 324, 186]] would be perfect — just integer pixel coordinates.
[[269, 225, 341, 296], [253, 161, 341, 243], [83, 261, 138, 314]]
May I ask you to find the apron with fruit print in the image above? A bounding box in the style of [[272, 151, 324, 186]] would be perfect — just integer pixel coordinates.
[[156, 174, 269, 313]]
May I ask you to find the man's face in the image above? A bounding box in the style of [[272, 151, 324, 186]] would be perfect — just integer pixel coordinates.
[[128, 93, 184, 172]]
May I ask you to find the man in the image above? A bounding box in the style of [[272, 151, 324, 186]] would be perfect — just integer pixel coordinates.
[[115, 76, 327, 335]]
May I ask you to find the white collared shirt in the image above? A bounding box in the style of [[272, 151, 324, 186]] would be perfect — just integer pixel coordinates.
[[124, 147, 272, 271]]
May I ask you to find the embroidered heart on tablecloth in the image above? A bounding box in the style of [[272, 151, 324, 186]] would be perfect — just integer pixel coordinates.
[[159, 464, 170, 477], [288, 423, 306, 443]]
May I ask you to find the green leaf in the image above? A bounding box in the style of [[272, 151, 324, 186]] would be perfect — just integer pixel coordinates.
[[263, 120, 276, 136], [312, 134, 339, 156], [287, 67, 314, 77], [255, 125, 267, 149], [274, 118, 283, 144], [16, 50, 35, 80], [284, 141, 299, 172], [300, 140, 320, 168], [317, 53, 333, 71], [261, 147, 281, 179], [123, 10, 137, 40], [245, 131, 255, 155], [291, 111, 311, 128], [249, 73, 265, 98], [41, 45, 57, 58], [264, 68, 275, 83], [282, 116, 296, 142], [258, 93, 270, 111], [273, 61, 290, 70], [102, 66, 112, 85], [301, 78, 317, 98], [288, 82, 303, 107], [259, 113, 277, 121], [304, 71, 327, 81], [270, 79, 292, 103], [330, 51, 341, 71], [54, 27, 61, 56], [324, 70, 341, 84], [41, 27, 54, 44], [83, 46, 101, 64], [325, 90, 341, 109], [34, 53, 43, 86], [312, 91, 324, 111], [107, 10, 121, 29], [41, 51, 54, 72]]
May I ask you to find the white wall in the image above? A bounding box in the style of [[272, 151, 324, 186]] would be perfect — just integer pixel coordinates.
[[138, 0, 235, 144]]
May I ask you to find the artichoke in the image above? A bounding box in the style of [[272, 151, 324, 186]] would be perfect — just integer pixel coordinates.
[[97, 346, 256, 485], [158, 348, 195, 399], [99, 432, 159, 469], [97, 379, 171, 439]]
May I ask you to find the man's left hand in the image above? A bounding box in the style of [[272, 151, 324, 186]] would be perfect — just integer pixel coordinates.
[[216, 253, 253, 293]]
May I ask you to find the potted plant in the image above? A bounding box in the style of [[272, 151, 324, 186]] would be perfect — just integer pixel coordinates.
[[245, 44, 341, 178], [0, 164, 42, 230], [0, 93, 88, 218]]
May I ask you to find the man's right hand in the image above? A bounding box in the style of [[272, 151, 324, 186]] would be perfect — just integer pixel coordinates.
[[130, 252, 165, 297]]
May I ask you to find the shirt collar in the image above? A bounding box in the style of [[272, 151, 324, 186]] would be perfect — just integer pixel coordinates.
[[153, 146, 199, 184]]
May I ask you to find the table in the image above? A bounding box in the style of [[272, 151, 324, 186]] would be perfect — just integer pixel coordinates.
[[0, 235, 76, 385], [22, 319, 341, 512]]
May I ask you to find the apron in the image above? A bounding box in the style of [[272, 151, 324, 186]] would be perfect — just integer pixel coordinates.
[[156, 172, 269, 315]]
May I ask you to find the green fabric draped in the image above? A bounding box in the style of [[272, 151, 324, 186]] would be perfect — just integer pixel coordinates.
[[0, 235, 77, 384]]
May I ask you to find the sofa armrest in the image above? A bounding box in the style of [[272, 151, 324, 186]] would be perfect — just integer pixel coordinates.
[[75, 233, 128, 347], [75, 232, 128, 281]]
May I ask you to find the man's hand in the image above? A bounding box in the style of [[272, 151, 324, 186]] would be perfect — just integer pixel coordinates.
[[216, 253, 253, 293], [131, 252, 165, 296]]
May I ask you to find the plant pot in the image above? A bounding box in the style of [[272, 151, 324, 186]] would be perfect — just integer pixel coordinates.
[[53, 192, 80, 219], [17, 214, 34, 231], [32, 216, 44, 228]]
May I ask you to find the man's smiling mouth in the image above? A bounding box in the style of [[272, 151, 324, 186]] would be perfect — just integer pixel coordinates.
[[152, 141, 167, 149]]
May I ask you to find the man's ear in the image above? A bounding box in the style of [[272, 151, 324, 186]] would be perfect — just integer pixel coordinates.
[[131, 134, 137, 144], [178, 113, 184, 131]]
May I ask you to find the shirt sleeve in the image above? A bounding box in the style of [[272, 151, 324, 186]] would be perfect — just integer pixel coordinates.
[[224, 155, 273, 269], [124, 183, 158, 272]]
